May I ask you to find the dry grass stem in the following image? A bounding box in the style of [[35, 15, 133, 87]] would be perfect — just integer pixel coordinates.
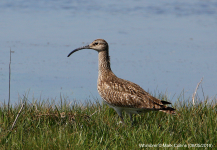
[[11, 103, 24, 130], [192, 77, 204, 105]]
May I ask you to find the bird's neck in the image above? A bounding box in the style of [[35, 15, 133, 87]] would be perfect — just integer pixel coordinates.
[[98, 50, 112, 76]]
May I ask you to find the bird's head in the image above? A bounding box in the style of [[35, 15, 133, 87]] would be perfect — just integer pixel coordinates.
[[67, 39, 108, 57]]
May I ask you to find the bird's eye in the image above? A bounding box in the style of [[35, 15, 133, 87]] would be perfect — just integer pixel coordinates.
[[94, 42, 98, 45]]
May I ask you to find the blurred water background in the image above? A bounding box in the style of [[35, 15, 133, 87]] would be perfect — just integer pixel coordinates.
[[0, 0, 217, 104]]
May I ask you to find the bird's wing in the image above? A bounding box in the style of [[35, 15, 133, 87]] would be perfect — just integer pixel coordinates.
[[98, 76, 169, 109]]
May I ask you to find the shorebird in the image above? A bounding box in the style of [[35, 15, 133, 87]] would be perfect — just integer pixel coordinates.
[[67, 39, 175, 124]]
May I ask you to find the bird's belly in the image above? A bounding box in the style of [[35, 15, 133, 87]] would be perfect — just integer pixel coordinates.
[[103, 100, 150, 114]]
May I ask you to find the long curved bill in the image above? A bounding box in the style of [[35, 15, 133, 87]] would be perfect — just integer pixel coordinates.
[[67, 45, 90, 57]]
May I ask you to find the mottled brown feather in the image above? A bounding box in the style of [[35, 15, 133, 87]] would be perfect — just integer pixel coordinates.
[[98, 71, 175, 113]]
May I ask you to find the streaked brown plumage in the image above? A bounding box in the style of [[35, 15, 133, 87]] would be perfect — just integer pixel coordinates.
[[68, 39, 175, 124]]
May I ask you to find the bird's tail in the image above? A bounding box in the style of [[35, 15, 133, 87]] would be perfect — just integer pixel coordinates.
[[160, 106, 176, 114]]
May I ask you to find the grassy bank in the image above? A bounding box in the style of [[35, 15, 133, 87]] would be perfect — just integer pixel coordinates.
[[0, 94, 216, 149]]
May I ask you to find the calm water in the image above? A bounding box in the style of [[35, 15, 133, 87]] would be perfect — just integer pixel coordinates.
[[1, 0, 217, 104]]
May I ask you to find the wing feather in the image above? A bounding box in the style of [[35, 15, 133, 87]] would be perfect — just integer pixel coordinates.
[[98, 75, 169, 110]]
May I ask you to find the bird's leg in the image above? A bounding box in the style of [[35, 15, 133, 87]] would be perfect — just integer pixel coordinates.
[[128, 113, 134, 126], [115, 110, 125, 125], [119, 115, 125, 124]]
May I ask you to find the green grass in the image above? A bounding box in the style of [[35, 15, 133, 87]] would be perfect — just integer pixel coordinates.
[[0, 94, 216, 149]]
